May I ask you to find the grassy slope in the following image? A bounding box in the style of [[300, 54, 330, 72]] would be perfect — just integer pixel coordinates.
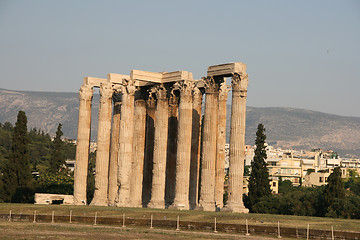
[[0, 203, 359, 232]]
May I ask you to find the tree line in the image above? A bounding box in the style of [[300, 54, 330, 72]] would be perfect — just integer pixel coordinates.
[[244, 123, 360, 219], [0, 111, 76, 202]]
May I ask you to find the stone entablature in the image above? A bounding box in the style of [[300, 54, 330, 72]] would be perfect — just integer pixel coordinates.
[[73, 62, 249, 213]]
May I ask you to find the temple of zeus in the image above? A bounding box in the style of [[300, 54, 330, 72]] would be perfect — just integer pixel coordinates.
[[73, 62, 249, 213]]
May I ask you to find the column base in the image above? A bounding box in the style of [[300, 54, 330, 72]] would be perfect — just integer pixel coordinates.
[[89, 199, 108, 207], [195, 201, 216, 212], [169, 202, 189, 210], [221, 203, 249, 213], [73, 199, 87, 206], [147, 200, 165, 209]]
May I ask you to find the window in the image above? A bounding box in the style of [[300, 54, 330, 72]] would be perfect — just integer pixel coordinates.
[[273, 182, 276, 187], [319, 177, 323, 183]]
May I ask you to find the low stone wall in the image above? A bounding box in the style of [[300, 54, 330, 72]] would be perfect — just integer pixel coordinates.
[[0, 213, 359, 239], [34, 193, 74, 205]]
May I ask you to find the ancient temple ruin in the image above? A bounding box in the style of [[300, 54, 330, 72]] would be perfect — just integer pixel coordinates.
[[73, 62, 249, 213]]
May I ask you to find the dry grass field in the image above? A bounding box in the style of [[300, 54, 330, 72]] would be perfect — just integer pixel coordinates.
[[0, 203, 359, 232], [0, 203, 359, 239]]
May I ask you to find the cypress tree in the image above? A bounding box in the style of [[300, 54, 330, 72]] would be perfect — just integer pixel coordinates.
[[323, 166, 345, 209], [248, 123, 271, 211], [1, 111, 33, 202], [50, 123, 65, 173]]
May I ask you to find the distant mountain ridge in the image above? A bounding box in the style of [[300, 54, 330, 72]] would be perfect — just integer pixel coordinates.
[[1, 88, 359, 158]]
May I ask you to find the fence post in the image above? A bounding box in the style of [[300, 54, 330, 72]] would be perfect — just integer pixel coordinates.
[[69, 210, 72, 223], [307, 224, 310, 240], [8, 210, 11, 222], [277, 221, 282, 238], [214, 217, 217, 233], [150, 214, 153, 229], [51, 211, 55, 224], [176, 215, 180, 231], [122, 213, 125, 228], [246, 219, 250, 236], [94, 212, 97, 226], [33, 210, 36, 223], [331, 226, 334, 240]]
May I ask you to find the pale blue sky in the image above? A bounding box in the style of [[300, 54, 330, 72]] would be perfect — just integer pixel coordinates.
[[0, 0, 359, 117]]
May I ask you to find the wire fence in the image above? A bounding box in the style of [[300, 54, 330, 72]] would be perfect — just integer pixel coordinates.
[[1, 210, 359, 240]]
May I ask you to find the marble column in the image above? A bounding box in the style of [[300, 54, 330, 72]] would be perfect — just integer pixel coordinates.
[[165, 89, 178, 206], [215, 81, 230, 209], [148, 84, 168, 209], [129, 90, 147, 207], [142, 94, 156, 206], [116, 80, 137, 207], [223, 73, 249, 213], [198, 77, 219, 212], [189, 86, 204, 210], [108, 91, 122, 205], [172, 80, 194, 210], [91, 82, 113, 206], [74, 84, 93, 205]]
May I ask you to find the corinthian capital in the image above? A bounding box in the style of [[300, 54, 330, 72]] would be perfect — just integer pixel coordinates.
[[174, 80, 195, 96], [231, 73, 248, 92], [192, 86, 204, 106], [219, 82, 231, 101], [169, 88, 179, 106], [202, 76, 219, 93], [79, 84, 94, 101], [99, 82, 113, 101], [121, 79, 138, 96], [154, 84, 168, 100], [146, 92, 156, 109]]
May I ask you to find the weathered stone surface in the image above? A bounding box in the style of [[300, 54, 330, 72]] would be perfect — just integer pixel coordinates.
[[165, 90, 178, 206], [35, 193, 74, 205], [171, 80, 194, 210], [83, 77, 107, 87], [148, 85, 169, 209], [223, 72, 249, 213], [142, 94, 156, 207], [108, 92, 122, 205], [129, 92, 147, 208], [198, 77, 219, 212], [215, 81, 230, 209], [189, 86, 204, 210], [116, 80, 137, 207], [207, 62, 246, 78], [91, 82, 113, 206], [73, 84, 93, 205]]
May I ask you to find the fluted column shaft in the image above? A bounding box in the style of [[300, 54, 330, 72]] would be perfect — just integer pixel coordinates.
[[142, 97, 156, 206], [129, 93, 147, 207], [148, 85, 168, 209], [198, 77, 218, 212], [116, 80, 137, 207], [189, 87, 203, 209], [165, 92, 178, 206], [91, 83, 113, 206], [74, 84, 93, 205], [172, 81, 194, 209], [108, 92, 121, 205], [224, 73, 249, 213], [215, 83, 230, 209]]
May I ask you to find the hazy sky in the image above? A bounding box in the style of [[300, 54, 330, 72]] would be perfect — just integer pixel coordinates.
[[0, 0, 359, 117]]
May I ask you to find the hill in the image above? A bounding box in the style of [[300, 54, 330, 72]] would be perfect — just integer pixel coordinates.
[[1, 88, 359, 157]]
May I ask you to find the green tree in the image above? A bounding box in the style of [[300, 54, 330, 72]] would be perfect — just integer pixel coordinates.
[[1, 111, 33, 202], [247, 123, 271, 211], [323, 167, 345, 211], [49, 123, 66, 173]]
